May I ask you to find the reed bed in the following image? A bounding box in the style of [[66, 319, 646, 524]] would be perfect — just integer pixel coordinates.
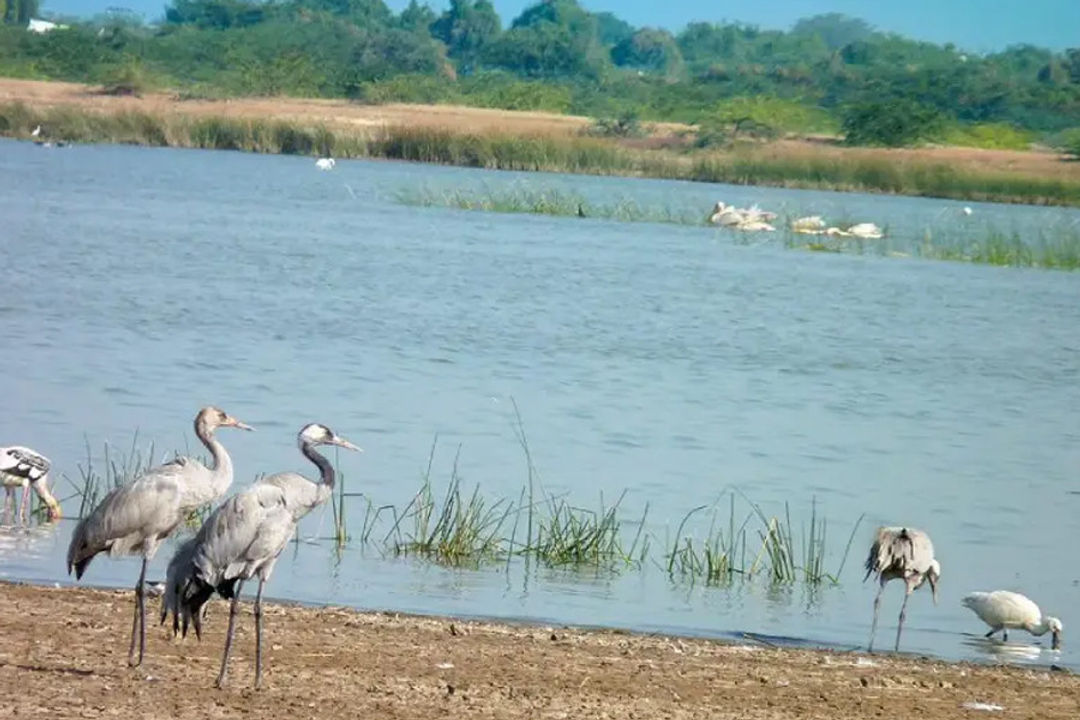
[[4, 101, 1080, 207], [395, 186, 707, 226], [55, 435, 859, 587]]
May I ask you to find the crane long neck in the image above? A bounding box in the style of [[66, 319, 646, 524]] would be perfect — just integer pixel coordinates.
[[301, 441, 335, 490], [196, 421, 232, 494]]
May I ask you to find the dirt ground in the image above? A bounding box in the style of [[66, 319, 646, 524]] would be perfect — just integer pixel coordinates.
[[0, 583, 1076, 719], [2, 77, 1076, 182]]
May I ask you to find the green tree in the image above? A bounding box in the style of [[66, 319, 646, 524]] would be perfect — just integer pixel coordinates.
[[792, 13, 873, 51], [165, 0, 267, 29], [611, 28, 684, 80], [593, 11, 632, 47], [842, 99, 946, 146], [486, 0, 607, 78], [430, 0, 501, 74], [398, 0, 436, 34]]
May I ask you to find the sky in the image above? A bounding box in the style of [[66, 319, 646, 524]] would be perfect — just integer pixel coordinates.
[[41, 0, 1080, 53]]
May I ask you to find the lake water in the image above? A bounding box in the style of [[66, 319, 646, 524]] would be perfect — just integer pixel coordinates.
[[1, 138, 1078, 667]]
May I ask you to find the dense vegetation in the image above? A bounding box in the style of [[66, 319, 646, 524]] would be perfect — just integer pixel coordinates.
[[2, 0, 1080, 149]]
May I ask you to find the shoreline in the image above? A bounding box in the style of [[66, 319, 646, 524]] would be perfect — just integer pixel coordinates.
[[2, 77, 1080, 207], [1, 582, 1076, 719]]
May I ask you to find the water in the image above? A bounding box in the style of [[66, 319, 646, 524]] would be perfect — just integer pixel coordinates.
[[1, 139, 1078, 667]]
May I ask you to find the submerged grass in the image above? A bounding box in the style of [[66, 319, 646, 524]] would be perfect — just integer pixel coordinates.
[[58, 433, 859, 587], [4, 101, 1080, 207]]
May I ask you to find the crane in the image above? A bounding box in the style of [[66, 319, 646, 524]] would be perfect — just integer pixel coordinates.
[[66, 406, 252, 667], [163, 422, 360, 688], [864, 526, 941, 652]]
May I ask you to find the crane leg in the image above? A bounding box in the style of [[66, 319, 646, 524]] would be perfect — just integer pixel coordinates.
[[128, 557, 148, 667], [868, 582, 886, 651], [254, 578, 265, 690], [216, 579, 245, 689], [894, 590, 912, 652], [2, 488, 11, 525], [1002, 629, 1008, 642]]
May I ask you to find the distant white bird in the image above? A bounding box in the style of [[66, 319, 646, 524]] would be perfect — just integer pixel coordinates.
[[846, 222, 884, 239], [708, 202, 777, 230], [164, 423, 360, 689], [791, 215, 827, 234], [0, 446, 62, 524], [708, 202, 742, 226], [962, 206, 973, 216], [67, 406, 252, 667], [735, 220, 776, 232], [962, 591, 1062, 649], [30, 125, 41, 138], [864, 526, 941, 652], [315, 157, 335, 171]]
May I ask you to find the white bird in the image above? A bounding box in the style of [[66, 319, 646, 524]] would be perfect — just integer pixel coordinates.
[[67, 406, 252, 667], [708, 202, 742, 226], [163, 423, 360, 689], [791, 215, 826, 234], [315, 157, 335, 171], [962, 206, 973, 216], [846, 222, 884, 239], [735, 220, 776, 232], [30, 125, 41, 137], [962, 591, 1062, 649], [0, 446, 62, 524], [864, 526, 941, 652]]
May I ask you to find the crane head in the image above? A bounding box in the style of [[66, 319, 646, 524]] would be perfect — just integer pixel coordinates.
[[299, 423, 362, 453], [927, 560, 941, 605], [196, 406, 254, 434]]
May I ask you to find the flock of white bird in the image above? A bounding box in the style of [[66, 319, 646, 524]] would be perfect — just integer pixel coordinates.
[[1, 404, 1064, 688], [709, 200, 888, 238]]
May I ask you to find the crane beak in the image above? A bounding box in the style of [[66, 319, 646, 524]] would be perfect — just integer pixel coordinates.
[[331, 436, 362, 452], [226, 416, 254, 431], [46, 500, 63, 522], [1052, 630, 1061, 651]]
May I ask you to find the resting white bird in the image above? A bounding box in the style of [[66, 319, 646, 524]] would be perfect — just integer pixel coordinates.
[[791, 215, 826, 234], [962, 591, 1062, 649], [846, 222, 884, 239], [864, 526, 940, 652], [0, 446, 62, 523], [31, 125, 41, 138], [315, 157, 335, 170]]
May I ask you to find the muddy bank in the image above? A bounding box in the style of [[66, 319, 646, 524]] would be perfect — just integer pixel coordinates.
[[0, 583, 1076, 719]]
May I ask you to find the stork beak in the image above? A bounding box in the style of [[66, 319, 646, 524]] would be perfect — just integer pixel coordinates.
[[226, 416, 254, 431], [331, 435, 362, 452], [1052, 630, 1061, 651]]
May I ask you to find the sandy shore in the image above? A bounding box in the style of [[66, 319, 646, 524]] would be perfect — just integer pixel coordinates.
[[0, 582, 1076, 719]]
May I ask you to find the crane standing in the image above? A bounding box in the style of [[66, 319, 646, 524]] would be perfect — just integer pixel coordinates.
[[66, 406, 252, 667], [163, 422, 360, 689], [864, 526, 941, 652]]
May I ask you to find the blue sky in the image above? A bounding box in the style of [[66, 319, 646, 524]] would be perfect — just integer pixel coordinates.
[[42, 0, 1080, 52]]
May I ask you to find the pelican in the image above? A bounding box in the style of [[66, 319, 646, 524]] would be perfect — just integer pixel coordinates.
[[962, 591, 1062, 649], [708, 202, 742, 226], [67, 406, 252, 667], [791, 216, 826, 234], [0, 446, 62, 524], [315, 157, 335, 171], [735, 219, 775, 232], [846, 223, 884, 239], [825, 226, 852, 237], [164, 423, 360, 689], [864, 526, 940, 652]]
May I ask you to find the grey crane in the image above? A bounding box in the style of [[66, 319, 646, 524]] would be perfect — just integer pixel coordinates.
[[163, 422, 360, 689], [864, 526, 941, 652], [1, 446, 62, 524], [66, 406, 252, 667]]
